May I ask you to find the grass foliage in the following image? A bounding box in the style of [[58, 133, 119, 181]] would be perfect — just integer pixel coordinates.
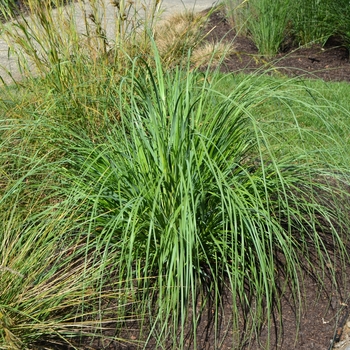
[[59, 59, 350, 347], [246, 0, 291, 57], [1, 0, 350, 349], [290, 0, 333, 46]]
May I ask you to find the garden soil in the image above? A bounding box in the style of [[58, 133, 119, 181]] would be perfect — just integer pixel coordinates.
[[202, 7, 350, 83]]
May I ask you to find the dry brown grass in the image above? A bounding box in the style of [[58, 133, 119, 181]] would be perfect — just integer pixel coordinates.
[[154, 11, 207, 66], [191, 41, 236, 69], [154, 10, 235, 69]]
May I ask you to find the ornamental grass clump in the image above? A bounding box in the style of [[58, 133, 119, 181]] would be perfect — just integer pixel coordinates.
[[59, 52, 350, 347], [290, 0, 332, 46], [154, 11, 206, 67], [1, 2, 349, 350], [0, 118, 138, 349], [290, 0, 350, 49], [246, 0, 291, 57]]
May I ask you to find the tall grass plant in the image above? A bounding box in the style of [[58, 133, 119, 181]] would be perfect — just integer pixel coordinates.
[[224, 0, 249, 35], [326, 0, 350, 51], [0, 0, 163, 89], [51, 50, 350, 347], [290, 0, 332, 46], [245, 0, 291, 57], [225, 0, 350, 55], [1, 2, 350, 348]]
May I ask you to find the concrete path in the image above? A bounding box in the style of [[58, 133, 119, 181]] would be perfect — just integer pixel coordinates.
[[162, 0, 218, 16], [0, 0, 219, 85]]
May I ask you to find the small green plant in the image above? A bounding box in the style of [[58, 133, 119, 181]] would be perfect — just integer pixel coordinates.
[[245, 0, 291, 57]]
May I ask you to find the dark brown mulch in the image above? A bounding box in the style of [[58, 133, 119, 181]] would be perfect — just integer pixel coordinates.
[[202, 7, 350, 83]]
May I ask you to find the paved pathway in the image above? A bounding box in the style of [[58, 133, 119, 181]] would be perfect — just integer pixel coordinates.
[[0, 0, 219, 85], [162, 0, 217, 15]]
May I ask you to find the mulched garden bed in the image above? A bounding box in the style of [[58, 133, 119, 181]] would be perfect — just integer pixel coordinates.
[[202, 7, 350, 83]]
